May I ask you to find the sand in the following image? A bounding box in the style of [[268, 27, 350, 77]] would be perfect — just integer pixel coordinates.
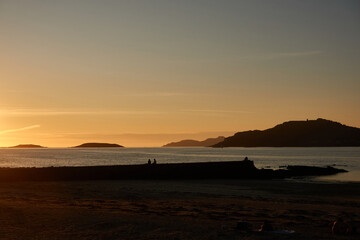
[[0, 179, 359, 239]]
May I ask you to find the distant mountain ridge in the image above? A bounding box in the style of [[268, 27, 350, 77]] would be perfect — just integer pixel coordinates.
[[163, 136, 225, 147], [212, 118, 360, 147], [73, 143, 123, 148], [9, 144, 45, 148]]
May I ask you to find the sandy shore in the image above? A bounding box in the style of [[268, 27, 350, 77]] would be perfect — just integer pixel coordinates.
[[0, 179, 359, 239]]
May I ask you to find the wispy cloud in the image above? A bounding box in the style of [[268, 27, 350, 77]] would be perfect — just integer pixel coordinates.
[[181, 109, 254, 114], [0, 108, 252, 117], [240, 50, 322, 60], [0, 125, 40, 135], [124, 92, 187, 97], [0, 109, 162, 116], [275, 51, 322, 57]]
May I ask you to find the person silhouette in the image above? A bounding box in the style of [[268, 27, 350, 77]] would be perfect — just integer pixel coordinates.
[[153, 159, 157, 165], [244, 157, 249, 161], [332, 217, 349, 235], [148, 159, 151, 165], [259, 221, 273, 232]]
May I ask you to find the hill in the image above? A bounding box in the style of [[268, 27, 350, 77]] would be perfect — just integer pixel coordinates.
[[163, 136, 225, 147], [212, 118, 360, 147], [73, 143, 123, 148], [9, 144, 46, 148]]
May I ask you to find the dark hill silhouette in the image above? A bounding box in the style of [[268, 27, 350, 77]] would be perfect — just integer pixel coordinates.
[[73, 143, 123, 148], [212, 118, 360, 147], [9, 144, 46, 148], [163, 136, 225, 147]]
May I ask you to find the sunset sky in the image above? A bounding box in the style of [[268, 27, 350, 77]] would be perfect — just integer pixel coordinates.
[[1, 0, 359, 147]]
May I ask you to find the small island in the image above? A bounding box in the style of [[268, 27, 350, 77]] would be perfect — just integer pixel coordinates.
[[163, 136, 225, 147], [9, 144, 46, 148], [73, 143, 124, 148]]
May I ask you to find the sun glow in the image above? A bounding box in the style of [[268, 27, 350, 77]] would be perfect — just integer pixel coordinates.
[[0, 0, 359, 147]]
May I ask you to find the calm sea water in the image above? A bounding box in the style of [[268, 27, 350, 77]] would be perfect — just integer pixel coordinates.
[[0, 147, 359, 182]]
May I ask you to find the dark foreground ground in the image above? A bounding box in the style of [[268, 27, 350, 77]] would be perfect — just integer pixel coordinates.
[[0, 179, 359, 239]]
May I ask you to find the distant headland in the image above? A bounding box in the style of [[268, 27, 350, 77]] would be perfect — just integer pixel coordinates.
[[163, 136, 225, 147], [8, 144, 46, 148], [73, 143, 124, 148], [212, 118, 360, 147]]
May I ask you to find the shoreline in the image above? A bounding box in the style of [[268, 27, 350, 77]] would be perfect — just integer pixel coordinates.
[[0, 160, 346, 181]]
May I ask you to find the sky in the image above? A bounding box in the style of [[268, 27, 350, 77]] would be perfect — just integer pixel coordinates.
[[0, 0, 359, 147]]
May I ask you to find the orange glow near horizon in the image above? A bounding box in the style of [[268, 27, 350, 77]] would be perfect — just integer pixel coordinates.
[[1, 1, 359, 147]]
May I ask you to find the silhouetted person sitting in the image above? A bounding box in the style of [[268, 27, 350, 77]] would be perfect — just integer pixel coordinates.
[[244, 157, 249, 161], [259, 221, 273, 232], [153, 159, 157, 165], [148, 159, 151, 165], [332, 217, 349, 235]]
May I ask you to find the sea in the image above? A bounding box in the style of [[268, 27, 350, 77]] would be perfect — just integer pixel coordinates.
[[0, 147, 359, 182]]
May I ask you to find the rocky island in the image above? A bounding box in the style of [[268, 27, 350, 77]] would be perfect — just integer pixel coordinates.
[[73, 143, 123, 148], [8, 144, 46, 148]]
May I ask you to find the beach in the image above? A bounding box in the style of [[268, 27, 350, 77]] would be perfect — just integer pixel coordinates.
[[2, 1, 360, 239], [0, 179, 359, 239]]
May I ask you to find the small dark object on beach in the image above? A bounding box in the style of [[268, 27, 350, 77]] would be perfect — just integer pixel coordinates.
[[259, 221, 273, 232]]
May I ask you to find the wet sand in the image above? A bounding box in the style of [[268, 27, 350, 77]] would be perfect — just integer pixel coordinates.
[[0, 179, 359, 239]]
